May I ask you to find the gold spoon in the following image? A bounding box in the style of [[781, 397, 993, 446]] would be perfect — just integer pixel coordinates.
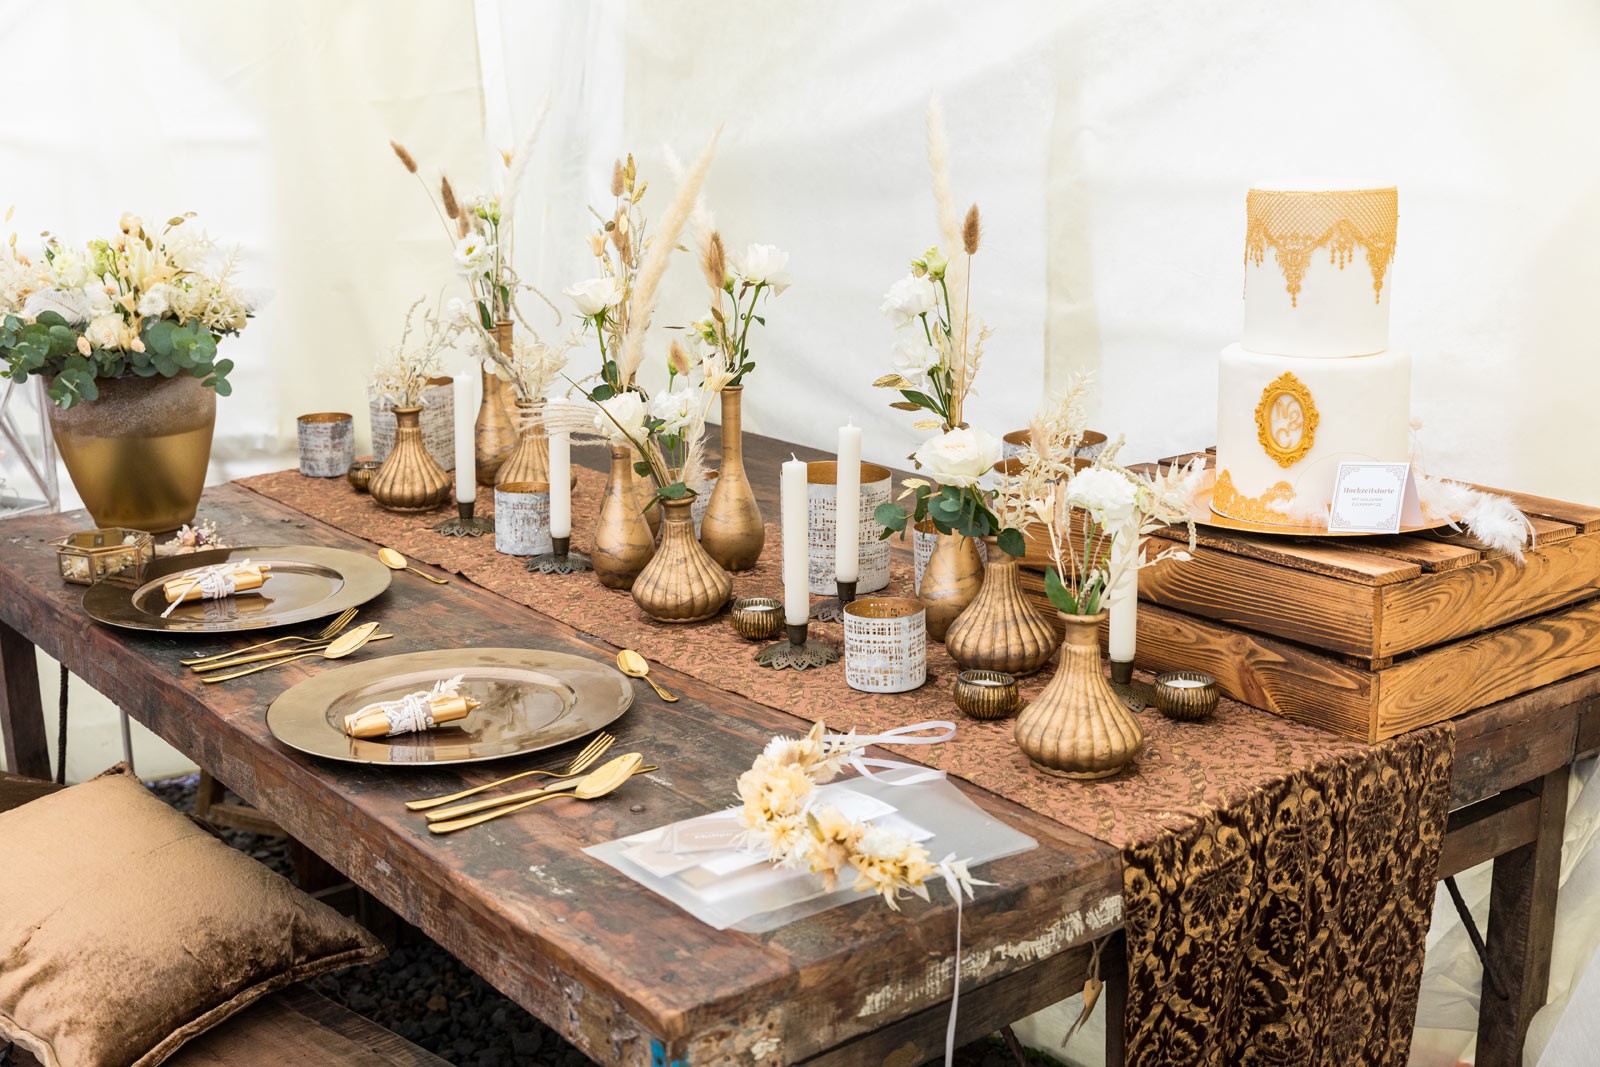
[[617, 649, 677, 702], [378, 547, 449, 585], [424, 755, 652, 823], [428, 753, 646, 834], [201, 622, 380, 683]]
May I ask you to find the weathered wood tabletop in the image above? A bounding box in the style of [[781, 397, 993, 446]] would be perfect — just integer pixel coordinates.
[[2, 431, 1597, 1066]]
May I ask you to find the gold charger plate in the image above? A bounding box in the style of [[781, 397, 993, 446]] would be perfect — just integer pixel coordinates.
[[1191, 474, 1445, 538], [266, 647, 634, 766], [83, 545, 391, 634]]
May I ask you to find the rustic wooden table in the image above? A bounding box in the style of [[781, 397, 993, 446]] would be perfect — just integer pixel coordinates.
[[1, 432, 1595, 1066]]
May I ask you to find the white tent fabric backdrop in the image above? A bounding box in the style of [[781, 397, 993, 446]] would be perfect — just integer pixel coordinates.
[[2, 0, 1597, 1063]]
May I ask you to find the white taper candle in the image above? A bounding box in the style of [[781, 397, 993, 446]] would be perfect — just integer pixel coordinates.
[[835, 424, 862, 584], [549, 430, 572, 539], [1108, 519, 1138, 663], [453, 370, 477, 504], [781, 455, 809, 626]]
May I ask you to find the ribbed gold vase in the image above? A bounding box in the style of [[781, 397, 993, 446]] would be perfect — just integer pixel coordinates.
[[631, 494, 732, 623], [370, 406, 451, 513], [496, 400, 550, 486], [919, 531, 985, 642], [699, 385, 764, 570], [945, 537, 1057, 675], [475, 321, 519, 485], [1014, 612, 1143, 779], [593, 446, 657, 590]]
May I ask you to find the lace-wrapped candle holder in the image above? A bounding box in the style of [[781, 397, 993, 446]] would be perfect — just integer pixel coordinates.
[[807, 462, 891, 596], [843, 596, 927, 694], [296, 413, 355, 478], [494, 481, 552, 557]]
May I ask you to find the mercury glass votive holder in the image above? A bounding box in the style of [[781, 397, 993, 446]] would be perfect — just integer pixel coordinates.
[[953, 669, 1022, 720], [730, 597, 785, 641], [1154, 671, 1220, 721]]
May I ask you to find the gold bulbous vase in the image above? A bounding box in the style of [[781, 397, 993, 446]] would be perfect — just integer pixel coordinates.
[[699, 385, 764, 570], [496, 400, 549, 486], [919, 530, 985, 642], [1014, 612, 1143, 779], [593, 446, 657, 590], [631, 494, 732, 623], [370, 406, 452, 513], [946, 537, 1057, 676], [474, 321, 519, 485]]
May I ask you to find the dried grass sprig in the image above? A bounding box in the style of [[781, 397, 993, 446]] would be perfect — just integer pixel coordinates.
[[925, 96, 968, 351], [962, 204, 982, 255], [440, 177, 460, 220], [390, 141, 418, 174]]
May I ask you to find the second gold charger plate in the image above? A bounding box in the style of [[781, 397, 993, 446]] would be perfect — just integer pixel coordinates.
[[266, 647, 634, 765]]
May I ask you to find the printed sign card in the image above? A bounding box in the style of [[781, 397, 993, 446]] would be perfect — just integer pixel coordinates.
[[1329, 461, 1423, 534]]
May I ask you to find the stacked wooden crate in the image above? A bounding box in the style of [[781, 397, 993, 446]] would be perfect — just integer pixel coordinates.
[[1018, 452, 1600, 742]]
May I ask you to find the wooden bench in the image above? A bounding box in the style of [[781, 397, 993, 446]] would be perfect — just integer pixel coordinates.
[[0, 773, 447, 1067]]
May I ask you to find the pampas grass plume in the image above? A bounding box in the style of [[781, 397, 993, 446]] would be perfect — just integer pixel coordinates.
[[703, 231, 727, 292], [611, 160, 626, 198], [390, 141, 418, 174], [440, 176, 460, 220]]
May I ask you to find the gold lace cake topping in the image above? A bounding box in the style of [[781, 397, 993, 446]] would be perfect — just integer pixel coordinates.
[[1254, 372, 1319, 468], [1212, 470, 1301, 525], [1245, 187, 1397, 306]]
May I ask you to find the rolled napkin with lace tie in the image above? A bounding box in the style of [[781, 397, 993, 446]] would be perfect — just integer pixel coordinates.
[[342, 674, 481, 739], [160, 560, 272, 617]]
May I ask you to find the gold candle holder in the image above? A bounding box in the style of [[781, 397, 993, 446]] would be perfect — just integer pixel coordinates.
[[811, 579, 858, 623], [730, 597, 785, 641], [755, 621, 840, 671], [527, 535, 593, 575], [1153, 671, 1220, 722], [434, 500, 495, 537], [953, 670, 1021, 720]]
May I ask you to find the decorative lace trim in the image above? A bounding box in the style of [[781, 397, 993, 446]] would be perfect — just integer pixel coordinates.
[[1245, 187, 1398, 306], [1212, 470, 1300, 525], [1253, 372, 1319, 469]]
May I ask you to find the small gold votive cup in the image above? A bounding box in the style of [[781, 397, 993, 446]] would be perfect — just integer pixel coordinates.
[[346, 460, 381, 493], [953, 669, 1021, 720], [1153, 671, 1220, 721], [730, 597, 785, 641]]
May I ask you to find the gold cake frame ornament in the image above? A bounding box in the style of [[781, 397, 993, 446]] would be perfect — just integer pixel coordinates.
[[1254, 371, 1318, 468]]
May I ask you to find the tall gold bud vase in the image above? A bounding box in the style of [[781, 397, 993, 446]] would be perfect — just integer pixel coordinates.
[[631, 494, 732, 623], [1014, 612, 1143, 779], [946, 537, 1057, 675], [370, 407, 452, 512], [700, 386, 764, 570], [594, 446, 657, 590], [475, 320, 518, 485], [919, 531, 985, 642]]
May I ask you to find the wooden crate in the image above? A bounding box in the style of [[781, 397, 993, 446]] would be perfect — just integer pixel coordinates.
[[1019, 455, 1600, 742]]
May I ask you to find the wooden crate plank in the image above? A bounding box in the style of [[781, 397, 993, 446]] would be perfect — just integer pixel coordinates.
[[1148, 525, 1421, 585], [1130, 604, 1380, 741], [1343, 534, 1484, 572], [1376, 598, 1600, 739], [1466, 485, 1600, 534], [1424, 516, 1576, 562], [1378, 532, 1600, 658]]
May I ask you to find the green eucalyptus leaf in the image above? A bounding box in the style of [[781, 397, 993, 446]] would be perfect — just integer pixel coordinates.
[[997, 527, 1026, 558], [633, 460, 653, 478], [659, 481, 689, 500], [1043, 567, 1078, 615], [874, 501, 908, 535], [35, 310, 67, 328]]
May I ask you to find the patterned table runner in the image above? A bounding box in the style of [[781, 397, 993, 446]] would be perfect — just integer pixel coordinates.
[[239, 467, 1452, 1065]]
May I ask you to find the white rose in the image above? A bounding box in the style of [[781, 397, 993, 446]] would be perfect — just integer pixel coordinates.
[[647, 384, 697, 435], [879, 274, 938, 327], [564, 277, 622, 318], [454, 235, 493, 275], [48, 250, 90, 288], [735, 244, 791, 293], [890, 338, 942, 388], [84, 284, 115, 319], [1064, 467, 1141, 527], [137, 284, 172, 318], [85, 314, 127, 351], [594, 390, 647, 445], [913, 427, 1002, 488]]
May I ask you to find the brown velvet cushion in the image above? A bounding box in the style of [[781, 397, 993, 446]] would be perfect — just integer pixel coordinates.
[[0, 767, 385, 1067]]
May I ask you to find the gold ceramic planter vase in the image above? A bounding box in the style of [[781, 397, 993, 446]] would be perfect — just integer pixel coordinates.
[[945, 537, 1057, 676], [631, 494, 732, 623], [594, 446, 657, 590], [1014, 612, 1143, 779], [496, 400, 550, 487], [699, 385, 764, 570], [48, 372, 215, 533], [919, 531, 985, 642], [370, 406, 452, 512], [474, 321, 519, 485]]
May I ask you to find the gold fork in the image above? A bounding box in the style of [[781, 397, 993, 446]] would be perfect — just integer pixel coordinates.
[[404, 732, 616, 812], [180, 608, 358, 666]]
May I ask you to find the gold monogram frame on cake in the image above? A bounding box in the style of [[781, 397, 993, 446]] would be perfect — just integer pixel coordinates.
[[1254, 371, 1319, 468], [1244, 187, 1398, 306]]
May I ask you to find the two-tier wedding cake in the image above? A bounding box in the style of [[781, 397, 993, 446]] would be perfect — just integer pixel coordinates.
[[1212, 180, 1411, 525]]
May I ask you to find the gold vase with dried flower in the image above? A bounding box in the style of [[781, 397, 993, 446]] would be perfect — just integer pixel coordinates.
[[370, 406, 451, 513], [1015, 611, 1142, 778], [945, 534, 1056, 674], [593, 445, 656, 590], [476, 322, 519, 484], [631, 492, 731, 623]]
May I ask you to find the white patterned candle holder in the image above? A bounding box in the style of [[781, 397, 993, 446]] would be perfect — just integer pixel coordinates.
[[912, 519, 987, 596], [1000, 427, 1109, 462], [370, 377, 455, 470], [806, 461, 891, 596], [296, 412, 355, 478], [493, 481, 552, 556], [843, 596, 927, 694], [692, 471, 716, 539]]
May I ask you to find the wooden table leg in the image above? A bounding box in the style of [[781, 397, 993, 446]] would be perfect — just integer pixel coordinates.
[[1104, 930, 1127, 1067], [0, 618, 48, 780], [1476, 766, 1568, 1067]]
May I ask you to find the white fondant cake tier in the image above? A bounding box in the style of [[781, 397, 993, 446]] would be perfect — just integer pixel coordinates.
[[1242, 181, 1397, 359], [1213, 343, 1411, 525]]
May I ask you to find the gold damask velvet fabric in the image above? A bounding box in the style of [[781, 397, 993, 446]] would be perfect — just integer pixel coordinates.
[[1121, 725, 1454, 1067]]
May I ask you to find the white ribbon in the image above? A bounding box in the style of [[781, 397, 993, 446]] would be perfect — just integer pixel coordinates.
[[363, 674, 464, 736], [823, 720, 956, 785], [160, 559, 250, 618], [939, 858, 968, 1067]]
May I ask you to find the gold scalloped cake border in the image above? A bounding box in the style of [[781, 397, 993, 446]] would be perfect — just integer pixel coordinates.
[[1244, 186, 1398, 306], [1254, 371, 1319, 469], [1212, 469, 1300, 525]]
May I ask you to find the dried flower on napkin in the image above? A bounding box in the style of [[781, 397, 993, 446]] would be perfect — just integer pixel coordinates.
[[342, 674, 481, 739]]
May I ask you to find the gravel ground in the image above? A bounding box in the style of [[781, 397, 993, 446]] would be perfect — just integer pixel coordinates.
[[150, 775, 1066, 1067]]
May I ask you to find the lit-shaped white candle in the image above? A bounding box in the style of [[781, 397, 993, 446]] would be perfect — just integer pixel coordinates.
[[781, 455, 809, 626], [1108, 518, 1138, 665], [549, 430, 572, 539], [453, 370, 477, 504], [835, 423, 862, 584]]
